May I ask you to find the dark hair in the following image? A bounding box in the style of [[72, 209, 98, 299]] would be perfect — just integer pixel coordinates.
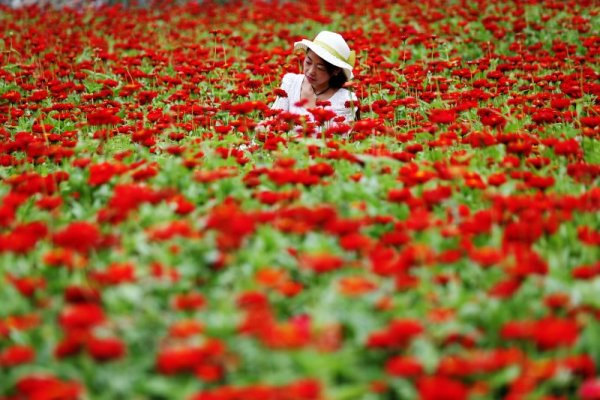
[[324, 61, 348, 89]]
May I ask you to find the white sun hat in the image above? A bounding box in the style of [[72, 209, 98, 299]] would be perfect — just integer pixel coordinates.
[[293, 31, 356, 80]]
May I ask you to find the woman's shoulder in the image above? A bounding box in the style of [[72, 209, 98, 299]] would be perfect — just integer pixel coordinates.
[[336, 87, 357, 98], [331, 87, 358, 107]]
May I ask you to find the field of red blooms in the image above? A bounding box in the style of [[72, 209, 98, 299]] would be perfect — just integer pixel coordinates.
[[1, 0, 599, 398]]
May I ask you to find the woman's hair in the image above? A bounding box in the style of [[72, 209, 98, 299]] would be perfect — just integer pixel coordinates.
[[324, 62, 348, 89]]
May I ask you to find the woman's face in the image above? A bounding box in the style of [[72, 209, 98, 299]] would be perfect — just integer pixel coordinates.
[[303, 50, 332, 88]]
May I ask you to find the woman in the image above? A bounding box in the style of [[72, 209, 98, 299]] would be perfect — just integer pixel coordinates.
[[270, 31, 359, 126]]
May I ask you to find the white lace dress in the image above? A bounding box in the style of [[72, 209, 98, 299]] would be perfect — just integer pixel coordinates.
[[271, 73, 359, 125]]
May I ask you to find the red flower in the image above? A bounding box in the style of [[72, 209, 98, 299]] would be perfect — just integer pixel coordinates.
[[308, 162, 335, 177], [389, 319, 425, 344], [88, 162, 119, 186], [156, 340, 225, 375], [388, 187, 413, 203], [36, 195, 63, 210], [58, 303, 105, 331], [89, 262, 136, 286], [501, 317, 580, 350], [477, 107, 506, 129], [87, 336, 126, 362], [532, 317, 579, 350], [300, 253, 344, 274], [417, 375, 468, 400], [169, 320, 204, 338], [286, 378, 322, 399], [581, 116, 600, 128], [367, 319, 424, 349], [86, 108, 122, 125], [554, 138, 582, 157], [489, 277, 522, 298], [339, 233, 373, 252], [53, 221, 102, 254], [308, 107, 337, 124], [64, 285, 102, 304], [1, 90, 21, 103], [156, 346, 204, 375], [0, 344, 35, 367], [194, 363, 223, 382], [500, 320, 535, 341], [205, 199, 256, 250], [55, 332, 88, 359], [1, 221, 48, 254], [14, 375, 82, 400], [385, 355, 424, 377], [429, 108, 457, 124], [580, 378, 600, 400], [172, 292, 206, 311], [6, 274, 46, 297], [572, 262, 600, 280], [578, 226, 600, 246]]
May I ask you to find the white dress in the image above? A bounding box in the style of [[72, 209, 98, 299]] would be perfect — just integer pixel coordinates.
[[271, 73, 359, 125]]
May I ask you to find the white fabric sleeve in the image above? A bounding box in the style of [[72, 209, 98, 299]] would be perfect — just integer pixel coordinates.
[[271, 73, 293, 111], [332, 91, 359, 124]]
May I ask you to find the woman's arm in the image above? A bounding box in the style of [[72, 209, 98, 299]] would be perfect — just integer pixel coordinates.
[[270, 73, 292, 111]]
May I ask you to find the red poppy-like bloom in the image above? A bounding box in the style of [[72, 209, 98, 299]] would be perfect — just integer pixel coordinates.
[[64, 285, 101, 304], [190, 378, 322, 400], [338, 275, 377, 296], [580, 378, 600, 400], [488, 277, 522, 298], [308, 107, 337, 125], [0, 344, 35, 367], [385, 355, 424, 377], [572, 262, 600, 280], [89, 262, 136, 286], [156, 340, 225, 375], [53, 221, 102, 254], [477, 107, 506, 129], [429, 108, 457, 124], [14, 375, 82, 400], [6, 274, 46, 298], [172, 292, 206, 311], [205, 199, 256, 250], [388, 187, 413, 203], [417, 375, 469, 400], [58, 303, 105, 331], [168, 320, 204, 338], [1, 90, 21, 103], [87, 336, 126, 362], [156, 347, 204, 375], [260, 317, 312, 350], [86, 109, 122, 126], [36, 195, 63, 210], [88, 162, 119, 186], [299, 253, 344, 274], [54, 331, 88, 359], [367, 319, 425, 349], [1, 221, 48, 254], [501, 317, 580, 350], [578, 226, 600, 246], [532, 317, 580, 350]]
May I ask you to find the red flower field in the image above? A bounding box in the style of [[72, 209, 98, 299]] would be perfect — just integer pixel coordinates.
[[0, 0, 599, 398]]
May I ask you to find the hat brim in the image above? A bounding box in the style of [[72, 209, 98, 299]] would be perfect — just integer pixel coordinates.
[[294, 39, 354, 80]]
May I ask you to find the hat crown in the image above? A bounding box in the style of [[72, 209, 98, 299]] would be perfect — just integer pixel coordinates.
[[313, 31, 350, 60]]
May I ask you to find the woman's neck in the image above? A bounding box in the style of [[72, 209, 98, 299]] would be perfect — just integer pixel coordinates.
[[311, 83, 329, 96]]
